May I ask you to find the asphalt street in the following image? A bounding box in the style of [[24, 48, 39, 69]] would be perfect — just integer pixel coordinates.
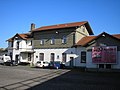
[[0, 65, 120, 90], [28, 69, 120, 90], [0, 65, 69, 90]]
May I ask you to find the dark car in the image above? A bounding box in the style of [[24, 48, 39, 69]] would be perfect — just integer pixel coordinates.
[[4, 60, 17, 66], [49, 61, 65, 69]]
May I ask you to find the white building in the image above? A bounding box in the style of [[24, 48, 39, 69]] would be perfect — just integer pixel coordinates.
[[75, 32, 120, 70], [32, 21, 93, 67], [7, 33, 34, 64], [7, 21, 120, 70]]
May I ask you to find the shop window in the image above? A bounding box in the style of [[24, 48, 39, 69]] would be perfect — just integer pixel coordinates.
[[81, 51, 86, 63], [39, 53, 44, 61]]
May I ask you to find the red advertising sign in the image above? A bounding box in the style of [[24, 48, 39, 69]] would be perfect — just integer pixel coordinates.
[[92, 46, 117, 64]]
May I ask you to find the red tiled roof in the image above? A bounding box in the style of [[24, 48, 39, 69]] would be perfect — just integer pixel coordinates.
[[33, 21, 94, 35], [7, 33, 31, 42], [76, 36, 96, 46], [76, 32, 120, 46], [112, 34, 120, 39]]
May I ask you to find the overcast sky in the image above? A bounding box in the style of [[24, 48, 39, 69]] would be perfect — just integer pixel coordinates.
[[0, 0, 120, 48]]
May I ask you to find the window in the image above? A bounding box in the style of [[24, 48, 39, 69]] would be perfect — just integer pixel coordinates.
[[28, 40, 32, 46], [10, 42, 13, 47], [28, 53, 31, 61], [30, 40, 32, 46], [39, 53, 44, 61], [99, 64, 104, 68], [16, 41, 19, 50], [106, 64, 111, 69], [11, 42, 13, 47], [51, 37, 55, 44], [40, 39, 44, 45], [62, 53, 66, 63], [81, 51, 86, 63], [82, 27, 85, 32], [62, 36, 67, 44], [50, 53, 55, 62]]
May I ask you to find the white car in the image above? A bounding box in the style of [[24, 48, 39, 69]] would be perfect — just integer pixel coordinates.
[[36, 61, 49, 68], [0, 57, 4, 65]]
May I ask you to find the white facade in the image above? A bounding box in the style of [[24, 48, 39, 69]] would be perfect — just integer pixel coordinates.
[[85, 51, 120, 69], [8, 36, 33, 64], [6, 22, 120, 71], [33, 48, 77, 66]]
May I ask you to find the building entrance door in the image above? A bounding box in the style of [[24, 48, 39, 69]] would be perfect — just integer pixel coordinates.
[[15, 55, 19, 64], [70, 57, 74, 67]]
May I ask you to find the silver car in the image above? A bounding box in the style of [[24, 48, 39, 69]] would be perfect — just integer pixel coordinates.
[[36, 61, 49, 68]]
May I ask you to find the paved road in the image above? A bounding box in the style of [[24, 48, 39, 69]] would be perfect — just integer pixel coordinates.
[[0, 65, 69, 90], [28, 69, 120, 90], [0, 65, 120, 90]]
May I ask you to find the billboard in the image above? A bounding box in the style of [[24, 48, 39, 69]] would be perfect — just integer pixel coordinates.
[[92, 46, 117, 64]]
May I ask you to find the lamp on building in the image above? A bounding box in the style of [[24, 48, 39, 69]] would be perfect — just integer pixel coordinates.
[[56, 31, 59, 34], [102, 34, 105, 37]]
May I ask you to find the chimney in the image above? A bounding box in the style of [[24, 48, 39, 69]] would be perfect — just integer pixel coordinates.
[[30, 23, 35, 31]]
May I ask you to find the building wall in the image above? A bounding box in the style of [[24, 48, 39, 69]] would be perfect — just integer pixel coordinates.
[[75, 25, 89, 43], [33, 28, 76, 49], [85, 50, 120, 69], [8, 38, 33, 63], [75, 47, 87, 67], [33, 48, 76, 65], [85, 35, 120, 69], [86, 51, 97, 68], [112, 51, 120, 69]]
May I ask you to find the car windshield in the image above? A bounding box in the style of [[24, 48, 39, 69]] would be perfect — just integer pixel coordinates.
[[54, 61, 60, 64], [37, 61, 41, 63], [43, 62, 49, 64]]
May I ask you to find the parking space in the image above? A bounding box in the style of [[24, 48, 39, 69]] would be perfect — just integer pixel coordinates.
[[0, 65, 69, 90], [0, 65, 120, 90]]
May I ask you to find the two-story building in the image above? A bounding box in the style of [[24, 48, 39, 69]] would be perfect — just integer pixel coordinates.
[[7, 21, 120, 70], [31, 21, 94, 66], [7, 33, 34, 64]]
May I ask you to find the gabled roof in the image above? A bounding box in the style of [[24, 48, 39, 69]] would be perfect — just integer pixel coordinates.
[[76, 32, 120, 46], [76, 36, 96, 46], [33, 21, 94, 35], [112, 34, 120, 39], [7, 33, 31, 42]]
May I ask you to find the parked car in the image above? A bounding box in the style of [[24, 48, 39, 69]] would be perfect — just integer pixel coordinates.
[[35, 61, 49, 68], [4, 60, 17, 66], [0, 55, 11, 63], [49, 61, 62, 69], [0, 57, 4, 65]]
